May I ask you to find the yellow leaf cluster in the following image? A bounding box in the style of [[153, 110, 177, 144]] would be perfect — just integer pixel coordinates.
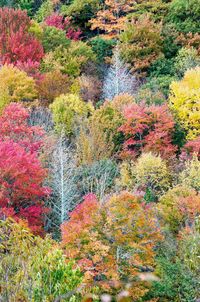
[[169, 67, 200, 140], [0, 65, 37, 111], [50, 93, 94, 135]]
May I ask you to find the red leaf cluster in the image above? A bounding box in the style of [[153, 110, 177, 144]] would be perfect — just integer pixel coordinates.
[[61, 193, 98, 245], [181, 136, 200, 160], [0, 103, 44, 153], [0, 103, 49, 235], [119, 103, 177, 159], [45, 13, 82, 41], [0, 7, 44, 66]]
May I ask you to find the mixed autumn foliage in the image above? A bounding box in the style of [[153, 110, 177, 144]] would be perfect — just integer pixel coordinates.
[[0, 1, 200, 301]]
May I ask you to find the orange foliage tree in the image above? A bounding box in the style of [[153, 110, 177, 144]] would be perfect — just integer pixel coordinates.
[[90, 0, 134, 38], [61, 192, 161, 299]]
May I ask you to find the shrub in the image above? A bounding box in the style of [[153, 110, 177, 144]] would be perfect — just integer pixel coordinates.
[[169, 67, 200, 140], [134, 152, 171, 199], [50, 93, 93, 135]]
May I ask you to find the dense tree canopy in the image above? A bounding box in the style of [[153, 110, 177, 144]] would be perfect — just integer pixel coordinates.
[[0, 1, 200, 301]]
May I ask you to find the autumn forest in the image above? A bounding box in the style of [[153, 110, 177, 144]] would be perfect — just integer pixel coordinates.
[[0, 0, 200, 301]]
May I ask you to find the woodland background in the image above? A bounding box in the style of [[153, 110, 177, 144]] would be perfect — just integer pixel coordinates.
[[0, 0, 200, 301]]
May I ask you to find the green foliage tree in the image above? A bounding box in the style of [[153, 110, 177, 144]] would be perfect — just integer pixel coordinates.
[[41, 42, 96, 77], [0, 218, 82, 301], [128, 0, 170, 22], [89, 37, 116, 63], [35, 0, 54, 22], [42, 26, 70, 52], [168, 0, 200, 33], [174, 47, 200, 78], [61, 0, 100, 37]]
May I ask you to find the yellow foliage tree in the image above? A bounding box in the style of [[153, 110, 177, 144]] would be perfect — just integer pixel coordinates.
[[75, 98, 129, 164], [50, 93, 93, 135], [179, 155, 200, 192], [75, 117, 114, 165], [0, 65, 37, 111], [117, 152, 171, 199], [169, 67, 200, 140]]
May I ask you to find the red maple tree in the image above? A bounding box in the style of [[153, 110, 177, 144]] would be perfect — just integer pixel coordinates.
[[119, 103, 177, 159], [0, 103, 44, 153], [0, 103, 49, 235], [0, 7, 44, 66]]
